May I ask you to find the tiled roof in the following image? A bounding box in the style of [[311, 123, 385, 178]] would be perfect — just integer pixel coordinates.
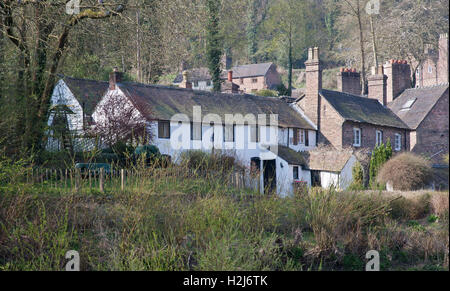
[[173, 67, 211, 83], [61, 76, 109, 115], [305, 148, 354, 172], [231, 62, 274, 78], [117, 82, 314, 129], [320, 89, 409, 129], [271, 145, 306, 166], [388, 84, 449, 129], [173, 63, 275, 83]]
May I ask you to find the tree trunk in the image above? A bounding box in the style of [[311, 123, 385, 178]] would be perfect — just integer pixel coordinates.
[[356, 0, 367, 95], [369, 14, 378, 68]]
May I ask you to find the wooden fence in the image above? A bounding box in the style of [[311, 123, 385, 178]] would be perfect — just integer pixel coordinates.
[[25, 167, 260, 193]]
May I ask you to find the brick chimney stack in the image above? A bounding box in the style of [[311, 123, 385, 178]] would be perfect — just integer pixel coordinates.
[[179, 70, 192, 89], [109, 67, 123, 90], [301, 47, 322, 126], [337, 68, 361, 95], [368, 65, 387, 106], [383, 59, 411, 103], [438, 33, 449, 84], [221, 70, 240, 94]]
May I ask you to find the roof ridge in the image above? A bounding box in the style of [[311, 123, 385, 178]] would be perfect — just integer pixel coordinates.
[[61, 75, 108, 84]]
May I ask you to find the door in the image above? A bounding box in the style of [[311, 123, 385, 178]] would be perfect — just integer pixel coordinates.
[[263, 160, 276, 194]]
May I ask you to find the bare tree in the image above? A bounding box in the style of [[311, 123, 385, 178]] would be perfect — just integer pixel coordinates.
[[90, 92, 149, 147], [0, 0, 126, 150]]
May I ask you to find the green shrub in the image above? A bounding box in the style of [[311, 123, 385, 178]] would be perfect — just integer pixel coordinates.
[[377, 152, 433, 191], [369, 141, 392, 189], [254, 89, 278, 97], [179, 150, 238, 173], [349, 161, 364, 190]]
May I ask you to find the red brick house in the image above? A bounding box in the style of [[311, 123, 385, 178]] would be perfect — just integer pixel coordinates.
[[173, 62, 282, 94], [388, 84, 449, 165], [296, 47, 410, 151], [415, 33, 448, 88]]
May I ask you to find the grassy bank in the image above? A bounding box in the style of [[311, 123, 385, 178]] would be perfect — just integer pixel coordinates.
[[0, 162, 448, 271]]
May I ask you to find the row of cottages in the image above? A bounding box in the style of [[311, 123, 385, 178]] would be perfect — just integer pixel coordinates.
[[173, 62, 282, 94], [96, 71, 317, 197]]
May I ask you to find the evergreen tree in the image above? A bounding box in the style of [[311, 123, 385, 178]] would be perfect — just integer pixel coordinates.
[[247, 0, 258, 63], [206, 0, 223, 92], [369, 142, 393, 189]]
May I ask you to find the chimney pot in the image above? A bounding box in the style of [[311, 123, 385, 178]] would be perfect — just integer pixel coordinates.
[[228, 71, 233, 82]]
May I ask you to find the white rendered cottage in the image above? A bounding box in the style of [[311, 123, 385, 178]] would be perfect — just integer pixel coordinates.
[[92, 71, 317, 197]]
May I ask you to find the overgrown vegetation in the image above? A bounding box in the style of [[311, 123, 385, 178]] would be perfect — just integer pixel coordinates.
[[369, 141, 392, 189], [0, 154, 448, 271], [377, 152, 433, 191]]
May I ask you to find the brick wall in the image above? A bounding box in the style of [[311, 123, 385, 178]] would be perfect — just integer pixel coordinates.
[[412, 89, 449, 164], [337, 71, 361, 96], [420, 58, 439, 87], [317, 97, 344, 147], [384, 61, 411, 102], [342, 121, 410, 151], [438, 33, 449, 85], [368, 65, 387, 105], [265, 64, 282, 89]]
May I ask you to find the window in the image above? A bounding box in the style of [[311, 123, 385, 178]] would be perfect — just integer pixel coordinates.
[[206, 80, 211, 86], [305, 130, 309, 147], [293, 166, 299, 180], [401, 98, 417, 110], [376, 130, 383, 146], [191, 122, 202, 140], [252, 78, 258, 83], [193, 81, 199, 87], [395, 134, 402, 151], [292, 129, 306, 145], [353, 128, 361, 147], [240, 78, 244, 84], [158, 121, 170, 139], [210, 122, 215, 142], [293, 128, 299, 145], [250, 124, 259, 143], [428, 65, 433, 73], [224, 124, 234, 142]]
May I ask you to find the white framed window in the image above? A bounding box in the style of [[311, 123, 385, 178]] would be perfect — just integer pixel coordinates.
[[428, 65, 433, 73], [250, 124, 259, 143], [394, 133, 402, 151], [191, 122, 202, 141], [353, 128, 361, 147], [158, 121, 170, 139], [224, 124, 235, 142], [293, 166, 299, 180], [299, 129, 305, 144], [376, 130, 383, 146]]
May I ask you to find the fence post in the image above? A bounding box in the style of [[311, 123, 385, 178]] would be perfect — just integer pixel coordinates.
[[100, 168, 104, 193], [121, 169, 125, 191], [74, 169, 79, 192]]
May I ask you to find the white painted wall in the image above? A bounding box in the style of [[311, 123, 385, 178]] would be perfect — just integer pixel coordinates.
[[339, 155, 357, 190], [46, 80, 95, 152], [318, 155, 357, 191], [192, 80, 213, 91]]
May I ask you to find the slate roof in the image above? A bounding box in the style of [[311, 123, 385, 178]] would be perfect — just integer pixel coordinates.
[[305, 149, 354, 172], [319, 89, 409, 129], [231, 62, 274, 78], [387, 84, 449, 130], [61, 76, 109, 115], [117, 82, 314, 129], [173, 67, 211, 83], [173, 63, 275, 83], [270, 145, 306, 166]]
